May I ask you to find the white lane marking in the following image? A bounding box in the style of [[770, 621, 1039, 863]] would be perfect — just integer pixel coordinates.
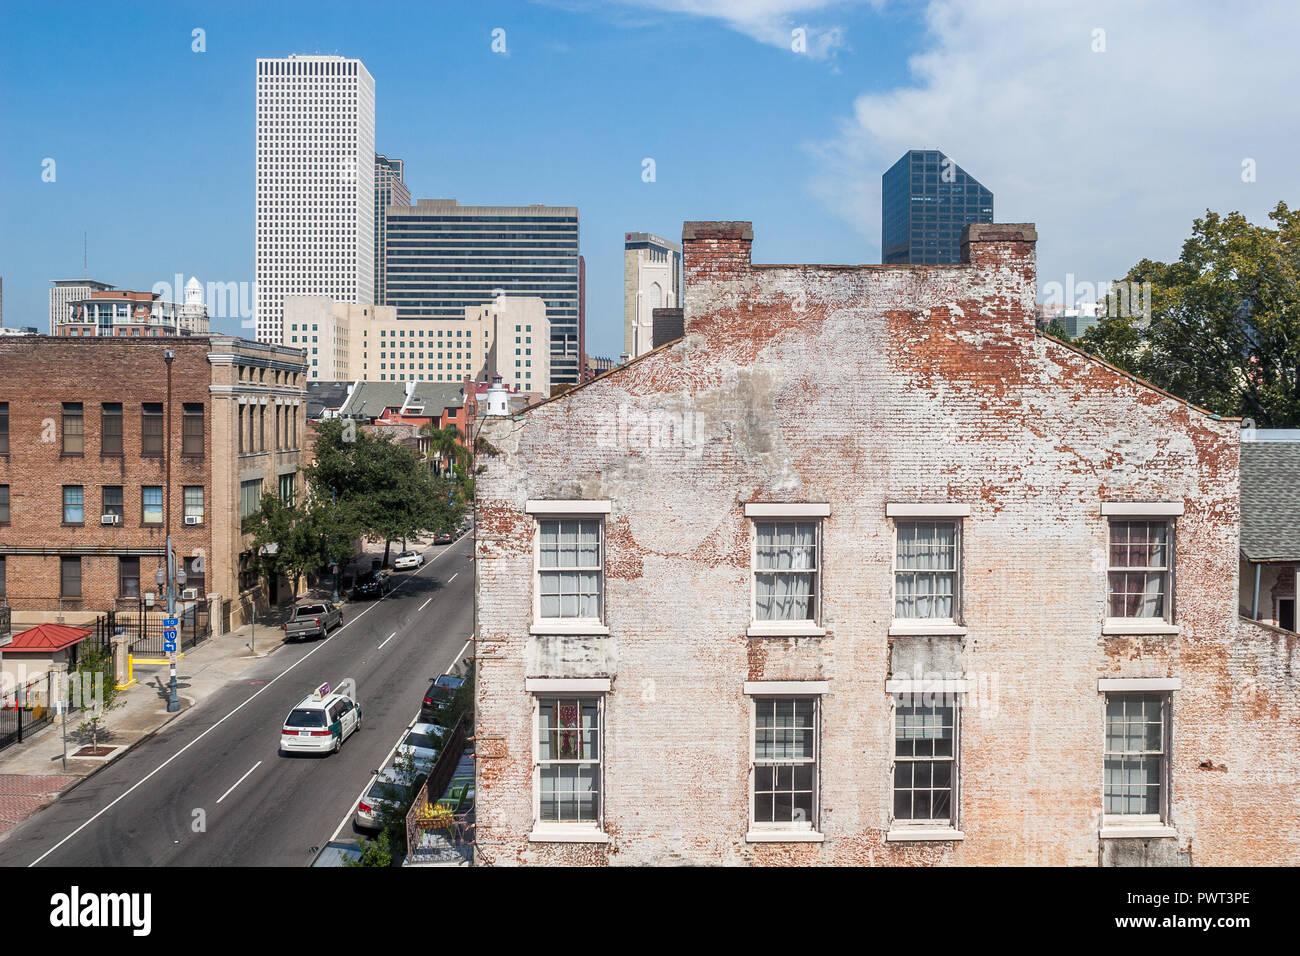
[[327, 710, 420, 844], [417, 598, 432, 612], [26, 539, 465, 868], [377, 632, 396, 650], [446, 572, 459, 584], [216, 761, 263, 804]]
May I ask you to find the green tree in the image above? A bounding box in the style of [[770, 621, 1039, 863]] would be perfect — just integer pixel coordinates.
[[71, 645, 123, 751], [1079, 201, 1300, 426], [244, 495, 328, 603], [421, 423, 468, 477], [304, 419, 464, 566]]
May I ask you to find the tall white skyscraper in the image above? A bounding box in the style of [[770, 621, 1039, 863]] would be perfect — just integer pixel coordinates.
[[255, 55, 375, 344]]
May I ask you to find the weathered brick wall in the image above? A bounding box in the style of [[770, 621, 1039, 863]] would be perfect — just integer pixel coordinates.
[[474, 221, 1295, 866]]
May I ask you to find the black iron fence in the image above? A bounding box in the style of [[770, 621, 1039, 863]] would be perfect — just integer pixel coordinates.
[[109, 601, 210, 657], [0, 672, 55, 753]]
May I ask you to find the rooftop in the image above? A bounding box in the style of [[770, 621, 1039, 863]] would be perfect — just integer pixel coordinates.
[[1241, 438, 1300, 562]]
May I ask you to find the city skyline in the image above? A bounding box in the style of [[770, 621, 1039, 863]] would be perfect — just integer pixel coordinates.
[[3, 1, 1299, 359]]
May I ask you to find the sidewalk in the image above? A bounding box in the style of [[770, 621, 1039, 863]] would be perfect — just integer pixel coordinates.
[[0, 536, 415, 840]]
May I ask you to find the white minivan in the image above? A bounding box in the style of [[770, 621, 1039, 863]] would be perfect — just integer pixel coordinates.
[[279, 679, 361, 756]]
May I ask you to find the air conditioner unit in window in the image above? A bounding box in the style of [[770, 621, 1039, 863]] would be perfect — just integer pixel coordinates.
[[185, 515, 202, 525], [100, 514, 121, 525], [182, 588, 198, 601]]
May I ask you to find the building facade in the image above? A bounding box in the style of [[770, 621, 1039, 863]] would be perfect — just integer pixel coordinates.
[[882, 150, 993, 264], [49, 279, 114, 335], [374, 154, 411, 307], [282, 294, 550, 392], [0, 336, 307, 631], [384, 199, 580, 384], [255, 55, 376, 345], [54, 287, 210, 338], [623, 232, 682, 360], [1240, 430, 1300, 632], [473, 220, 1298, 866]]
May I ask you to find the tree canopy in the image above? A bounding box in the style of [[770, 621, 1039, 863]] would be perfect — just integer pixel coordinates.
[[1078, 201, 1300, 427]]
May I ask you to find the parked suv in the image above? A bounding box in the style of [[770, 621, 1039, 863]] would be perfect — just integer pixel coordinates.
[[352, 569, 393, 600], [420, 674, 466, 723]]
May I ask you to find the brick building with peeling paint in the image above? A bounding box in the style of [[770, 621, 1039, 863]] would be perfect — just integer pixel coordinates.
[[472, 221, 1300, 866]]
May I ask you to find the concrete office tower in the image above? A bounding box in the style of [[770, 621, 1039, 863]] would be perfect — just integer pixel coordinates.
[[385, 199, 581, 385], [374, 154, 410, 306], [882, 149, 993, 264], [623, 232, 682, 359], [255, 55, 376, 345], [49, 279, 115, 334]]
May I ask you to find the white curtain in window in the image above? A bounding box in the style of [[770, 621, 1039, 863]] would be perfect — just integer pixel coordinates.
[[755, 523, 816, 620]]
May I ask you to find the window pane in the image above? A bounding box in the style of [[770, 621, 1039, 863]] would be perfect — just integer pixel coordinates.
[[893, 700, 956, 825], [63, 486, 84, 522]]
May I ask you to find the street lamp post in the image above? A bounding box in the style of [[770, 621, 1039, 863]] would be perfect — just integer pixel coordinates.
[[162, 350, 180, 713]]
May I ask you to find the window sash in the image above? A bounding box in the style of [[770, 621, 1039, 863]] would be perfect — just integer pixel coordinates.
[[752, 697, 818, 828], [894, 521, 959, 620], [753, 521, 819, 622], [102, 486, 124, 518], [536, 698, 601, 825], [1103, 694, 1166, 818], [537, 520, 603, 620], [62, 404, 84, 454], [142, 486, 163, 524], [63, 486, 84, 523], [60, 557, 81, 598], [183, 486, 204, 518], [0, 485, 9, 522], [0, 403, 9, 454], [893, 700, 958, 826], [1107, 521, 1171, 619], [182, 405, 204, 456], [119, 557, 140, 598], [141, 404, 163, 456], [101, 404, 123, 455]]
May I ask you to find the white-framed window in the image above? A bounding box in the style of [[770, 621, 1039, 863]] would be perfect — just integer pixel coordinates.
[[1107, 520, 1172, 620], [893, 520, 959, 621], [535, 518, 603, 621], [892, 697, 958, 827], [1103, 693, 1168, 824], [533, 695, 603, 835], [753, 521, 819, 622], [750, 696, 819, 835]]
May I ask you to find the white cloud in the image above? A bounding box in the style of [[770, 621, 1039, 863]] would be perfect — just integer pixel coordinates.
[[610, 0, 869, 58], [808, 0, 1300, 298]]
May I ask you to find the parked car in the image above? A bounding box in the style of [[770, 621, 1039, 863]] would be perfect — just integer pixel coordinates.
[[352, 569, 393, 600], [279, 679, 361, 756], [433, 530, 455, 545], [396, 721, 447, 772], [282, 602, 343, 641], [420, 674, 467, 723], [393, 550, 424, 571], [355, 767, 418, 831]]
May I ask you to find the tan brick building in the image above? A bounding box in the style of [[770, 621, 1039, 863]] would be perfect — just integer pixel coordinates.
[[473, 221, 1299, 866], [0, 336, 307, 632]]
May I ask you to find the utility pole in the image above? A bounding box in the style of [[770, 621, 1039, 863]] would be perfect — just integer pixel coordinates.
[[163, 350, 180, 713]]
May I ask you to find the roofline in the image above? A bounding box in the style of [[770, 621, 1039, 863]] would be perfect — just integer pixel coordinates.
[[1240, 550, 1300, 565], [1038, 331, 1239, 422], [522, 336, 686, 414]]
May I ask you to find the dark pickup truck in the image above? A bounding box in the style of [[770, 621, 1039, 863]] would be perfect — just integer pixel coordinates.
[[282, 602, 343, 641]]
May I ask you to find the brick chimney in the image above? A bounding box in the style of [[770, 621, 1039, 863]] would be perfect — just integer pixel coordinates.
[[960, 222, 1038, 267], [682, 221, 753, 284]]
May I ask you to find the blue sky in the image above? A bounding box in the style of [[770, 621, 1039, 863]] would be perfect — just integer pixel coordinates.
[[3, 1, 1297, 358]]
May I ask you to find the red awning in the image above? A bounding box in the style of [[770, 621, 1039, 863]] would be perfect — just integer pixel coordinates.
[[3, 623, 93, 654]]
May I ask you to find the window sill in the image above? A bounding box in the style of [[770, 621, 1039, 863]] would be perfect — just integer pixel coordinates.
[[1101, 620, 1180, 636], [747, 623, 827, 637], [530, 622, 609, 636], [745, 830, 824, 843], [888, 621, 967, 637], [528, 828, 609, 844], [886, 828, 965, 843], [1099, 825, 1177, 840]]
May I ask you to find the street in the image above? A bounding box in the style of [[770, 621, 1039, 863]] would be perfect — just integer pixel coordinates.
[[0, 536, 474, 867]]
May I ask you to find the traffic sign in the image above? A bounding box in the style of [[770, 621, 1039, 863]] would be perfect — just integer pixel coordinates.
[[163, 628, 178, 639], [163, 618, 179, 627], [164, 641, 177, 653]]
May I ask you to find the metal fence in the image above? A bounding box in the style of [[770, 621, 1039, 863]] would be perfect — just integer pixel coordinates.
[[0, 672, 55, 753], [111, 601, 210, 657]]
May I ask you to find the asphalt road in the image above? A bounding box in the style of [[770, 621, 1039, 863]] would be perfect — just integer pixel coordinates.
[[0, 535, 475, 867]]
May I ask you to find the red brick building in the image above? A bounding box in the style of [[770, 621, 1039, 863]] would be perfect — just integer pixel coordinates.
[[472, 221, 1298, 866], [0, 336, 307, 631]]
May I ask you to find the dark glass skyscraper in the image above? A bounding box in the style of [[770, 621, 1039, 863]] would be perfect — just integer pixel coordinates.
[[882, 150, 993, 264], [385, 199, 581, 384]]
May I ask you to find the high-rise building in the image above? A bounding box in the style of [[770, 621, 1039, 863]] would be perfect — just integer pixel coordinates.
[[281, 293, 551, 393], [374, 154, 410, 306], [882, 149, 993, 264], [49, 279, 115, 334], [384, 199, 581, 384], [624, 232, 682, 359], [255, 55, 376, 345]]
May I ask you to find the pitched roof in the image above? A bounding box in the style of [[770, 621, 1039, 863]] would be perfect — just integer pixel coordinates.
[[1241, 440, 1300, 562], [340, 380, 465, 419], [304, 381, 354, 420], [4, 623, 92, 654]]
